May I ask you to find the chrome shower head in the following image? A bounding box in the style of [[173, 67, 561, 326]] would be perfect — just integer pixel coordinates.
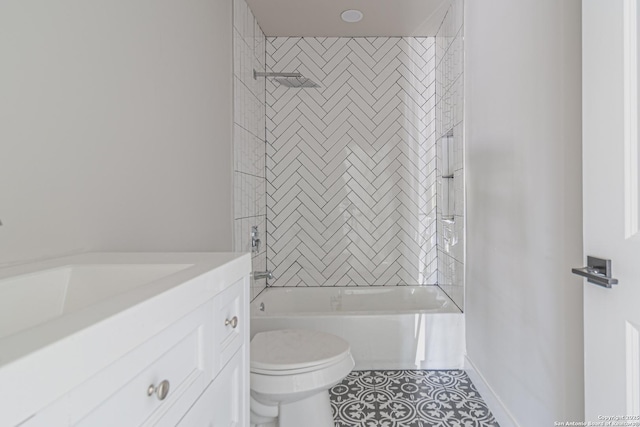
[[253, 70, 320, 88], [273, 76, 320, 88]]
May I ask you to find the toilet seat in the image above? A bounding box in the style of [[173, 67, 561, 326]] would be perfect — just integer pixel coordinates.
[[250, 329, 350, 375], [251, 352, 352, 376]]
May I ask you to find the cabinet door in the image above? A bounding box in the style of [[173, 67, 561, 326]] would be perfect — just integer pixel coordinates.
[[177, 349, 247, 427], [212, 279, 247, 376]]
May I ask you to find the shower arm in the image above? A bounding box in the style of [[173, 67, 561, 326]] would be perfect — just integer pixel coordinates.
[[253, 70, 303, 79]]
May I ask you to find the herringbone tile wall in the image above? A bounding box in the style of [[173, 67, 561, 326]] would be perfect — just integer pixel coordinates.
[[266, 37, 439, 287]]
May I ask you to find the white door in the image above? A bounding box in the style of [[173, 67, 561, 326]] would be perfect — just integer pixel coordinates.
[[583, 0, 640, 419]]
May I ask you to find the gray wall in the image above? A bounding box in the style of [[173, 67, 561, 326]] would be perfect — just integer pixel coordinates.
[[464, 0, 584, 424], [0, 0, 233, 265]]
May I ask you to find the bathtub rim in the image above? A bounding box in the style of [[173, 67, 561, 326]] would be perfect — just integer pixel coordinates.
[[250, 285, 463, 316]]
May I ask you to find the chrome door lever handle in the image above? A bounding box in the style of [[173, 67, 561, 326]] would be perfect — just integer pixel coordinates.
[[571, 267, 618, 287], [572, 256, 618, 288]]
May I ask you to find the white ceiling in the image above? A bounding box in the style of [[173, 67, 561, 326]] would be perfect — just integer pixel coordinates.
[[245, 0, 451, 37]]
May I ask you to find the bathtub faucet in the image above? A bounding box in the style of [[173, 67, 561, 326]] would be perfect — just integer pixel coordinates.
[[252, 270, 273, 280]]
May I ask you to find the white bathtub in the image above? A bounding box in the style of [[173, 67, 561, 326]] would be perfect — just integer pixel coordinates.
[[250, 286, 465, 370]]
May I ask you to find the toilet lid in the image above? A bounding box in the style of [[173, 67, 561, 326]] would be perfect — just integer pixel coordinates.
[[251, 329, 350, 373]]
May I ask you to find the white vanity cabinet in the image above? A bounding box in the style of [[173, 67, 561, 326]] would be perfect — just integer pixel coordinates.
[[0, 253, 251, 427]]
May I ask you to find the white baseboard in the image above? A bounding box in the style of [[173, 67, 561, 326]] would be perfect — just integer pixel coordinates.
[[464, 356, 520, 427]]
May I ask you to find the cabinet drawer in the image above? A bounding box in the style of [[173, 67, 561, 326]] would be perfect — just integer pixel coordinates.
[[212, 279, 246, 375], [70, 303, 212, 427]]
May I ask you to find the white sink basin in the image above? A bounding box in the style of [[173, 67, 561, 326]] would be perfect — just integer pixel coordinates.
[[0, 264, 191, 339]]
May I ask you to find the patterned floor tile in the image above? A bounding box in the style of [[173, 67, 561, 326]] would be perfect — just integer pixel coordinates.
[[332, 398, 378, 427], [331, 371, 378, 427], [330, 370, 499, 427]]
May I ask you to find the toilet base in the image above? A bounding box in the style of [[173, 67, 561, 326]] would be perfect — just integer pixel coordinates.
[[279, 390, 334, 427], [251, 390, 334, 427]]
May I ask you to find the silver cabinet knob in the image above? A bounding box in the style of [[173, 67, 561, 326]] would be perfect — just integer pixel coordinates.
[[225, 316, 238, 328], [147, 379, 170, 400]]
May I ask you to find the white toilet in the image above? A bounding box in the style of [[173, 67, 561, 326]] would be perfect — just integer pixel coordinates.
[[249, 329, 355, 427]]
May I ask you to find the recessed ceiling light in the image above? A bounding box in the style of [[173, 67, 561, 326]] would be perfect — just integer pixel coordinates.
[[341, 9, 363, 23]]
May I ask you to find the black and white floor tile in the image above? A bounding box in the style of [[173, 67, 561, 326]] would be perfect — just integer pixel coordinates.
[[330, 370, 499, 427]]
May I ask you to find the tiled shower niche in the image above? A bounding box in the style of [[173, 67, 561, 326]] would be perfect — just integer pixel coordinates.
[[435, 0, 465, 310]]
